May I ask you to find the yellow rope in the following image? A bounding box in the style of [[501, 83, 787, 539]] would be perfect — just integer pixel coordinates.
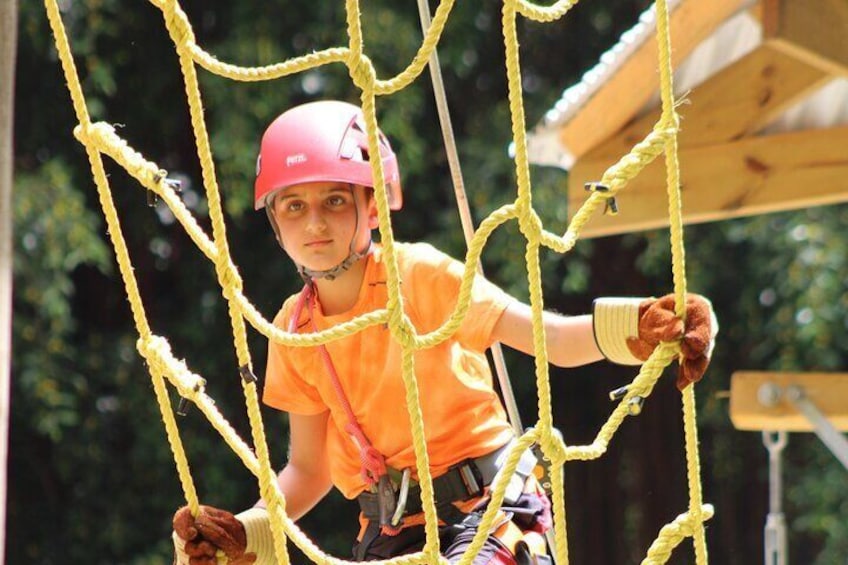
[[653, 0, 709, 561], [642, 504, 715, 564], [44, 0, 712, 562]]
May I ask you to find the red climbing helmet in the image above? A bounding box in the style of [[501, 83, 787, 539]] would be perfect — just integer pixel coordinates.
[[254, 100, 402, 211]]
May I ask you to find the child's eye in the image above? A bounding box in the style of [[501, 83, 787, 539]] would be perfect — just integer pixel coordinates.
[[326, 195, 347, 207], [285, 201, 304, 213]]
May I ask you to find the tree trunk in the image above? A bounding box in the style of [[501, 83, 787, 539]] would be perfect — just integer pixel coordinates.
[[0, 0, 19, 563]]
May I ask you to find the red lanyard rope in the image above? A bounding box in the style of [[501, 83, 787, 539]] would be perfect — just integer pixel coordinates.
[[289, 284, 388, 487]]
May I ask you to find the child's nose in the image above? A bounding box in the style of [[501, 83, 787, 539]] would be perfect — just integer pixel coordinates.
[[305, 208, 328, 232]]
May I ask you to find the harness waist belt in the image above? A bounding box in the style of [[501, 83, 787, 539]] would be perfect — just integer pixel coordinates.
[[357, 441, 537, 522]]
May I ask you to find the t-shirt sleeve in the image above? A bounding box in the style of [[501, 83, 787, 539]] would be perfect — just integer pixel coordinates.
[[406, 243, 514, 352], [262, 305, 328, 415]]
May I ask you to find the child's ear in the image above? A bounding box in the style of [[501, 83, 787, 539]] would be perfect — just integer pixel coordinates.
[[367, 201, 379, 229], [366, 190, 379, 229]]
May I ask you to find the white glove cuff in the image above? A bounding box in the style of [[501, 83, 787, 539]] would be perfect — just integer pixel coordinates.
[[172, 531, 190, 565], [592, 297, 644, 365], [236, 507, 277, 565]]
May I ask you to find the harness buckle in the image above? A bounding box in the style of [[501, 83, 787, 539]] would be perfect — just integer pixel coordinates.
[[376, 474, 397, 528], [458, 463, 483, 498]]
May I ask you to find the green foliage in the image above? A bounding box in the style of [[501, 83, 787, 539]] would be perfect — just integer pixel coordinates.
[[12, 160, 111, 441]]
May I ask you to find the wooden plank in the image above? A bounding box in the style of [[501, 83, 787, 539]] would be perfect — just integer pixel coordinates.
[[582, 43, 831, 163], [567, 126, 848, 238], [556, 0, 749, 163], [729, 372, 848, 431], [764, 0, 848, 76]]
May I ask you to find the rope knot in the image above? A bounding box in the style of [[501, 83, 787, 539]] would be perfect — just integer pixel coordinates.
[[540, 431, 567, 467], [161, 0, 196, 51], [137, 334, 168, 367], [72, 123, 91, 144], [73, 122, 115, 149], [392, 322, 417, 349], [348, 54, 376, 90], [517, 207, 544, 238], [217, 259, 244, 297]]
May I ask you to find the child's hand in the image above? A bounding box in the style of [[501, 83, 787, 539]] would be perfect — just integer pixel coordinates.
[[173, 505, 257, 564], [626, 294, 717, 390]]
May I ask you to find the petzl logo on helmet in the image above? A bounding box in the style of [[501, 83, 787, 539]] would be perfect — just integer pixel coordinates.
[[286, 153, 307, 167]]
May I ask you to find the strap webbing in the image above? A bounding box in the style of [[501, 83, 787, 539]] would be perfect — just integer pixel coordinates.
[[291, 284, 388, 487]]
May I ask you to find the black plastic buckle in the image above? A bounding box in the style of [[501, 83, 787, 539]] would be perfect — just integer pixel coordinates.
[[176, 397, 191, 417], [239, 365, 258, 384], [584, 181, 619, 216], [176, 382, 203, 417], [608, 385, 645, 415], [609, 385, 629, 401], [149, 171, 183, 207], [528, 427, 563, 498]]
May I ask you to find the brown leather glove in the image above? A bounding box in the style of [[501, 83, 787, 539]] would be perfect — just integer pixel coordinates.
[[626, 294, 717, 390], [173, 505, 257, 565]]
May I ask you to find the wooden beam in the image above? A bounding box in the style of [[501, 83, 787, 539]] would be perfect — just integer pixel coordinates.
[[764, 0, 848, 76], [730, 372, 848, 432], [555, 0, 749, 163], [582, 42, 831, 163], [567, 126, 848, 238]]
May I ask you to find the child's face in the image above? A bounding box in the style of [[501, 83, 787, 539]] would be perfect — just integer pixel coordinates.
[[269, 182, 376, 272]]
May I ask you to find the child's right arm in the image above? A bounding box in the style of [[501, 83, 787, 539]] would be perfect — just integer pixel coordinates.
[[261, 410, 333, 520], [173, 411, 333, 564]]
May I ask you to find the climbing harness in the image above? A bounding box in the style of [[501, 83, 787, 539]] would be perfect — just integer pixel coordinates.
[[357, 440, 539, 524]]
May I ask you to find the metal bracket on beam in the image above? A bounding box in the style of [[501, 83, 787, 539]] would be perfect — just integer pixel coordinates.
[[755, 380, 848, 565], [762, 430, 787, 565], [783, 385, 848, 471]]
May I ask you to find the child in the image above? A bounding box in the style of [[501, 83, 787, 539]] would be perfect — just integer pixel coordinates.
[[172, 100, 716, 564]]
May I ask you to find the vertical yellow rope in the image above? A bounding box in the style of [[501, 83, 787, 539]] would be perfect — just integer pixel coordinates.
[[654, 0, 708, 561], [500, 0, 573, 561], [346, 0, 443, 559], [158, 1, 292, 561]]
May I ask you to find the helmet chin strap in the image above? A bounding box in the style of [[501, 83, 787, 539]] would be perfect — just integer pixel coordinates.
[[266, 183, 373, 282], [297, 240, 372, 282]]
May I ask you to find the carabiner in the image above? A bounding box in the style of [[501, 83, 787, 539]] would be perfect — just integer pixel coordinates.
[[390, 468, 411, 527]]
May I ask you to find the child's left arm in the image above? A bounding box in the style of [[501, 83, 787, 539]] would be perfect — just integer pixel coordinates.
[[492, 294, 717, 389], [492, 303, 602, 368]]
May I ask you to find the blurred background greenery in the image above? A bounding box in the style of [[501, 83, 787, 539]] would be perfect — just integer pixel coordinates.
[[8, 0, 848, 563]]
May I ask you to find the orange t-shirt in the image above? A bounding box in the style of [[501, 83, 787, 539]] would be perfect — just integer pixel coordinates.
[[263, 242, 516, 499]]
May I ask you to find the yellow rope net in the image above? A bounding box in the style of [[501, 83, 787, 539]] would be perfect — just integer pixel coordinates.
[[44, 0, 713, 563]]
